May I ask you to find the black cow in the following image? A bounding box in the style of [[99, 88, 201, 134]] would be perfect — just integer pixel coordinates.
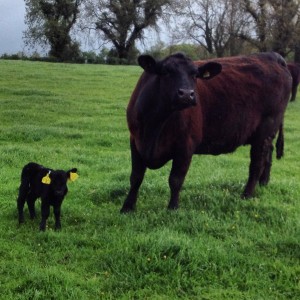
[[17, 162, 78, 231], [121, 52, 292, 212], [287, 62, 300, 101]]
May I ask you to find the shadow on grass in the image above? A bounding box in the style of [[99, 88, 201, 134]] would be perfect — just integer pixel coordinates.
[[89, 185, 128, 206]]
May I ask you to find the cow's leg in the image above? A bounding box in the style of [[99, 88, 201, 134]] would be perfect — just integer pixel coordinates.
[[167, 156, 192, 210], [259, 138, 274, 186], [243, 144, 264, 198], [53, 205, 62, 230], [290, 84, 297, 101], [27, 193, 37, 219], [243, 117, 277, 198], [120, 141, 146, 213], [40, 201, 50, 231], [243, 134, 276, 198], [17, 183, 29, 224]]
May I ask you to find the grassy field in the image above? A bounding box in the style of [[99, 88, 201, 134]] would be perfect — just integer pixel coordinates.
[[0, 59, 299, 299]]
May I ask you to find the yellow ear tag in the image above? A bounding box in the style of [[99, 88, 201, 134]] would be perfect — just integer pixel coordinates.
[[42, 172, 51, 185], [69, 172, 79, 182], [203, 71, 210, 78]]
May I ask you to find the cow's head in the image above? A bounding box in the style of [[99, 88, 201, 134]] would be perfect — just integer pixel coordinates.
[[138, 53, 222, 111], [42, 168, 78, 197]]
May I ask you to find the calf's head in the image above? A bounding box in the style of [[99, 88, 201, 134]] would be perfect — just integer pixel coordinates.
[[138, 53, 222, 111], [42, 168, 78, 196]]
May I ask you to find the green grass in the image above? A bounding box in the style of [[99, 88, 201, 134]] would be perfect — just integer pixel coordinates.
[[0, 59, 299, 299]]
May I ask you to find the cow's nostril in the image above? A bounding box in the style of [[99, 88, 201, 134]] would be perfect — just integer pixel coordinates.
[[178, 89, 184, 96], [178, 89, 195, 99]]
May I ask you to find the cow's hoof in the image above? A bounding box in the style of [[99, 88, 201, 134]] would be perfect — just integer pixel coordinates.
[[167, 204, 179, 210], [120, 208, 135, 214], [241, 192, 253, 199], [120, 205, 135, 214], [259, 179, 269, 186]]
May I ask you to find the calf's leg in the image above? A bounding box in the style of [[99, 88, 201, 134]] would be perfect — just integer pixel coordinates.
[[53, 205, 62, 230], [17, 182, 29, 223], [40, 201, 50, 231], [27, 192, 37, 219]]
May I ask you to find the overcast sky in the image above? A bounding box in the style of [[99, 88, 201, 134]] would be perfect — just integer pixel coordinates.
[[0, 1, 170, 55], [0, 0, 26, 55]]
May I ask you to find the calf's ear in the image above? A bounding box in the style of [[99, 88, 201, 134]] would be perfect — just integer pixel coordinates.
[[138, 55, 157, 73], [197, 62, 222, 80], [42, 171, 51, 185], [68, 168, 78, 182]]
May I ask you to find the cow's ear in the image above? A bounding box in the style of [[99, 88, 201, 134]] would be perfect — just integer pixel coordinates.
[[138, 55, 157, 73], [197, 62, 222, 80], [68, 168, 78, 182]]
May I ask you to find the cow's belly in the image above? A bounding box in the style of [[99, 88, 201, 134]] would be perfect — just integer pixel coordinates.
[[195, 133, 250, 155], [195, 142, 242, 155]]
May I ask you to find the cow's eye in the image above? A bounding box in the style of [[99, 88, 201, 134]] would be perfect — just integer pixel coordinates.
[[190, 71, 197, 79]]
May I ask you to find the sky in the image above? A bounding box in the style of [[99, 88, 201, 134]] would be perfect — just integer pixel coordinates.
[[0, 0, 170, 56], [0, 0, 26, 55]]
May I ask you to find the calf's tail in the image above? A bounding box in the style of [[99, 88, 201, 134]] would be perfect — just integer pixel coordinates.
[[18, 163, 35, 196], [275, 123, 284, 159]]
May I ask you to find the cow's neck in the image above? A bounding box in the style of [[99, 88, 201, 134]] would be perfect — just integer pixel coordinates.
[[139, 99, 172, 136], [138, 106, 178, 164]]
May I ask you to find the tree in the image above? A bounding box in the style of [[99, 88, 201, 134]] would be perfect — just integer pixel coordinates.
[[24, 0, 82, 61], [240, 0, 300, 57], [239, 0, 270, 52], [82, 0, 172, 62], [269, 0, 300, 57], [174, 0, 249, 57]]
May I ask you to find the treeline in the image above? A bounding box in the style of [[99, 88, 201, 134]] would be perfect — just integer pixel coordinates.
[[1, 43, 222, 65], [8, 1, 300, 64]]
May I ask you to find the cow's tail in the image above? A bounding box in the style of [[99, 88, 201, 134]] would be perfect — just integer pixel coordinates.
[[275, 123, 284, 159]]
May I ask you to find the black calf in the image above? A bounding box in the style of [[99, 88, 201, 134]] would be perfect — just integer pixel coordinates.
[[17, 162, 78, 231]]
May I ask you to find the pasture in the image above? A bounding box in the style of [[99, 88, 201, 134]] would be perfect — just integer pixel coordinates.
[[0, 59, 299, 299]]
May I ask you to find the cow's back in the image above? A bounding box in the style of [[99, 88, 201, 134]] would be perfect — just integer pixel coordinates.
[[194, 53, 292, 155]]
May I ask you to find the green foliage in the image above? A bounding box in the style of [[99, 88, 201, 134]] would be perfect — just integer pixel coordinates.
[[89, 0, 171, 60], [0, 60, 299, 299], [24, 0, 81, 61]]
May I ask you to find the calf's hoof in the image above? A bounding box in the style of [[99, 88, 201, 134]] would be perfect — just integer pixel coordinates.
[[30, 215, 36, 220], [18, 216, 25, 224], [39, 224, 46, 231], [55, 224, 61, 231]]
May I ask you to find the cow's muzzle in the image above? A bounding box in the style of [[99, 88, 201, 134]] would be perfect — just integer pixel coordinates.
[[174, 89, 197, 110]]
